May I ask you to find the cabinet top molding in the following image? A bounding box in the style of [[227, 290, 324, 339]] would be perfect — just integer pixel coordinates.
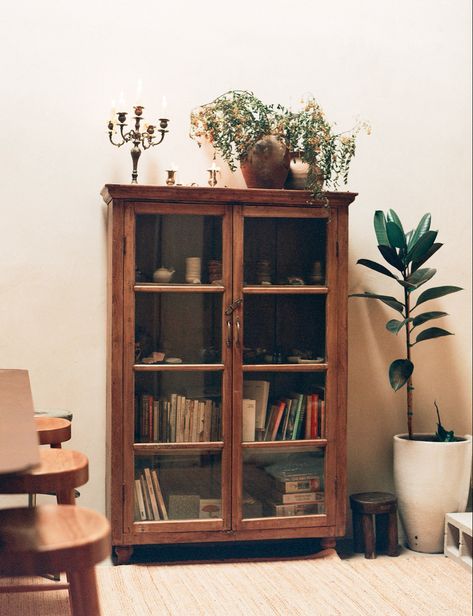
[[101, 184, 357, 208]]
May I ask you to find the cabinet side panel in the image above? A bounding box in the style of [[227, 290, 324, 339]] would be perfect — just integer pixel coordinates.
[[335, 206, 349, 535], [106, 200, 125, 544]]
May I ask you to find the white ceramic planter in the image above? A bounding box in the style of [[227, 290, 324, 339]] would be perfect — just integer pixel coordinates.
[[393, 433, 472, 553]]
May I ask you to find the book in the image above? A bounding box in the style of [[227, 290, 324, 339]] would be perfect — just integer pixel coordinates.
[[264, 400, 286, 441], [280, 398, 293, 440], [140, 475, 153, 520], [242, 398, 256, 441], [143, 468, 160, 520], [310, 393, 319, 438], [134, 478, 146, 520], [319, 400, 326, 438], [168, 494, 200, 520], [243, 380, 270, 441], [272, 477, 322, 493], [268, 501, 324, 517], [199, 498, 222, 519], [151, 469, 169, 520], [291, 394, 304, 440], [270, 490, 325, 504]]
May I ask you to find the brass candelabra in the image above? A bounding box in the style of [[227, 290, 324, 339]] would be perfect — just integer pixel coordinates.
[[108, 105, 169, 183]]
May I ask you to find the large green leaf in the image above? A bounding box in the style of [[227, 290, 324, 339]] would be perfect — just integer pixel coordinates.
[[406, 230, 438, 264], [374, 211, 389, 246], [386, 221, 407, 251], [389, 359, 414, 391], [377, 245, 405, 272], [414, 285, 463, 309], [408, 213, 431, 250], [387, 210, 405, 236], [405, 267, 436, 289], [412, 311, 448, 328], [349, 292, 405, 314], [357, 259, 398, 280], [414, 327, 453, 344], [411, 243, 443, 272], [386, 318, 412, 334]]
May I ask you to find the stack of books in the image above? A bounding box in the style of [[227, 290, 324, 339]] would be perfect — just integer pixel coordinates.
[[263, 459, 325, 516], [136, 393, 221, 443]]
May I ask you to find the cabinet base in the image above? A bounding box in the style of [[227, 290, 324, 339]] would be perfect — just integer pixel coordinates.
[[320, 537, 337, 550], [112, 545, 134, 565]]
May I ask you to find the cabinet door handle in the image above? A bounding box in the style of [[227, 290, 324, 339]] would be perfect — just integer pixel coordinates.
[[226, 320, 232, 347], [235, 319, 241, 347]]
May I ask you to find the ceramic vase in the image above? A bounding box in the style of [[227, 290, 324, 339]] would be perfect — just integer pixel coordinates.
[[393, 433, 472, 553], [240, 136, 290, 189]]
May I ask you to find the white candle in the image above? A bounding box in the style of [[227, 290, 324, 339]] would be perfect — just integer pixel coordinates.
[[109, 99, 116, 123], [161, 95, 168, 117], [135, 78, 143, 107], [117, 90, 126, 111]]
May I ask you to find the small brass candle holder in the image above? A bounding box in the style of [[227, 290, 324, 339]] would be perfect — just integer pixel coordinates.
[[207, 163, 220, 187], [165, 169, 177, 186]]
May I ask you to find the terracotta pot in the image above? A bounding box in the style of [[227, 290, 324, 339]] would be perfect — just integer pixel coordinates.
[[240, 136, 290, 189], [393, 433, 472, 553]]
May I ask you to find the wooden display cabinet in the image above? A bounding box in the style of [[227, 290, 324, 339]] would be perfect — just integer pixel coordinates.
[[101, 184, 356, 564]]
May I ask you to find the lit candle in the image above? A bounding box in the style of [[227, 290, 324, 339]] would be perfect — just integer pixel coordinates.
[[117, 90, 126, 111], [161, 95, 168, 118], [170, 162, 178, 172], [135, 78, 143, 107], [110, 99, 116, 121]]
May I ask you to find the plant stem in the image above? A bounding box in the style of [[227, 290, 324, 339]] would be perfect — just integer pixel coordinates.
[[404, 287, 413, 439]]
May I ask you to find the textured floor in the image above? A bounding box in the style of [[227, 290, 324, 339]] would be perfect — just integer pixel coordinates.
[[0, 547, 471, 615]]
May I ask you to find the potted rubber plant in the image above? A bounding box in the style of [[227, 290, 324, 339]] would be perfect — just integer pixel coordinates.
[[350, 210, 471, 553], [189, 90, 366, 194]]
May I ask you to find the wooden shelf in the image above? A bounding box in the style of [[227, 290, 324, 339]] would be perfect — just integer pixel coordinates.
[[243, 363, 327, 372], [134, 442, 224, 453], [134, 363, 225, 372], [135, 284, 224, 293], [243, 285, 328, 295], [241, 439, 327, 449]]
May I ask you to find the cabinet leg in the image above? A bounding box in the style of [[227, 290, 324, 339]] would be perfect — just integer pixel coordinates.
[[113, 545, 134, 565], [361, 513, 376, 559], [320, 537, 337, 550]]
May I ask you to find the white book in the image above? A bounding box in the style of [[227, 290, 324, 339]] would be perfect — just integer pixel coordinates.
[[243, 380, 270, 437], [242, 398, 256, 441], [134, 478, 147, 520]]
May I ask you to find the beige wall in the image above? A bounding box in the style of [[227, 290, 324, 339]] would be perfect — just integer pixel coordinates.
[[0, 1, 471, 516]]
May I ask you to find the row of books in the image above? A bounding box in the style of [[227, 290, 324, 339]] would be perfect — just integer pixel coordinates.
[[242, 381, 326, 442], [134, 467, 169, 521], [136, 393, 221, 443]]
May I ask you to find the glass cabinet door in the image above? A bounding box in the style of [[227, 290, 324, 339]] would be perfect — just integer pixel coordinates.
[[233, 207, 336, 529], [125, 205, 232, 529]]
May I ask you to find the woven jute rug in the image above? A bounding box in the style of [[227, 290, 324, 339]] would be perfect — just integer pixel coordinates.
[[0, 550, 471, 615]]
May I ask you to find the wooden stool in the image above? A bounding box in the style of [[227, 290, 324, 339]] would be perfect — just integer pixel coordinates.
[[350, 492, 399, 559], [0, 448, 88, 505], [34, 416, 71, 448], [0, 504, 111, 616]]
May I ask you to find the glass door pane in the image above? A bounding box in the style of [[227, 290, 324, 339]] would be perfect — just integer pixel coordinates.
[[129, 207, 230, 529]]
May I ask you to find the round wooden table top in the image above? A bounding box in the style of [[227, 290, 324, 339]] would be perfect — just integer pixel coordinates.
[[34, 416, 71, 445], [0, 448, 89, 494], [0, 504, 111, 575]]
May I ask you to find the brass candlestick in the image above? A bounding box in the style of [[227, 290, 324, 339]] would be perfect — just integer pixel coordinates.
[[207, 160, 221, 187], [165, 169, 177, 186], [108, 105, 169, 184]]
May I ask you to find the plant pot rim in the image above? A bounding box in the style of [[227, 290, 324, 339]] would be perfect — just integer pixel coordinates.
[[394, 433, 472, 444]]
